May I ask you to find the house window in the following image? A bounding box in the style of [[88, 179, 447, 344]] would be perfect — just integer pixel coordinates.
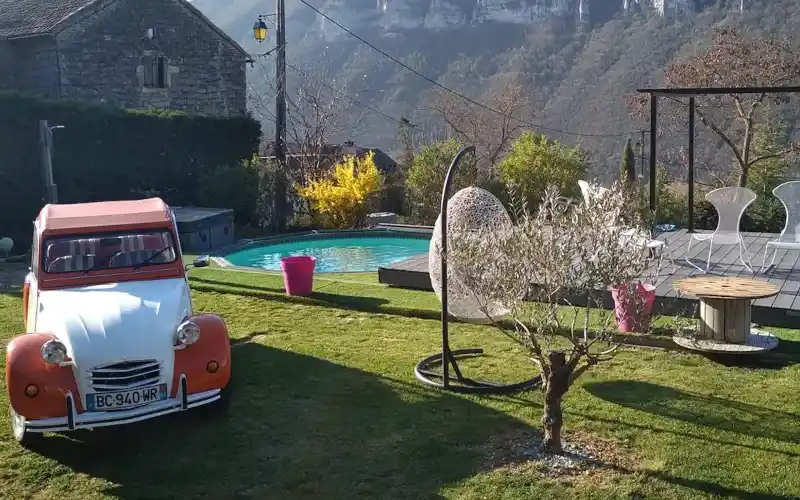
[[143, 55, 167, 88]]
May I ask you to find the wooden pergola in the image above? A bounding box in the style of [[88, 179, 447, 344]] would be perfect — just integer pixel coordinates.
[[636, 86, 800, 232]]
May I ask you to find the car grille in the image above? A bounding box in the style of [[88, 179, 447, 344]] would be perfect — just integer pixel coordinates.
[[89, 360, 162, 393]]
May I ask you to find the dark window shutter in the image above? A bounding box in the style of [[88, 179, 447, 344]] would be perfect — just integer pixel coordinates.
[[157, 56, 166, 88]]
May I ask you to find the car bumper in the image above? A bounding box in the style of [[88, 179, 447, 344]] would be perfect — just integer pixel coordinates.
[[25, 385, 221, 433]]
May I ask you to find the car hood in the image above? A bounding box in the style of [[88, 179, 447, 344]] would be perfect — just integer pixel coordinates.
[[36, 278, 191, 397]]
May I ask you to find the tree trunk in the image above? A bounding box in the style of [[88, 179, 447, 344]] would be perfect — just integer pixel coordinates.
[[541, 351, 569, 454], [735, 152, 749, 187], [739, 120, 753, 187], [737, 163, 749, 187]]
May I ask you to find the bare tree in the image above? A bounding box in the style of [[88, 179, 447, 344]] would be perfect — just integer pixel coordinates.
[[431, 79, 532, 173], [445, 182, 661, 453], [630, 26, 800, 187], [248, 59, 375, 223], [249, 59, 371, 186]]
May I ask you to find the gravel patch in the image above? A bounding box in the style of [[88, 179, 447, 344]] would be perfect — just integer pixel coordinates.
[[521, 439, 602, 477], [482, 426, 636, 480]]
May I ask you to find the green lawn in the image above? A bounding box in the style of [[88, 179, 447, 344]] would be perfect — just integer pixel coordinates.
[[0, 266, 798, 499]]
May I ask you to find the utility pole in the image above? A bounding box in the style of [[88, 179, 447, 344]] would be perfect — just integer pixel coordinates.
[[273, 0, 288, 232], [649, 95, 657, 212], [39, 120, 63, 204]]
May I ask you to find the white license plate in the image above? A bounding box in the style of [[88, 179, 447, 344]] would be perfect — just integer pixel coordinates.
[[87, 384, 168, 411]]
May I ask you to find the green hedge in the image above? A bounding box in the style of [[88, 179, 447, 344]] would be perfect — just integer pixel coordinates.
[[0, 92, 261, 253]]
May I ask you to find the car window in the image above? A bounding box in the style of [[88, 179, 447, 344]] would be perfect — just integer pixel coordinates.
[[43, 230, 177, 273]]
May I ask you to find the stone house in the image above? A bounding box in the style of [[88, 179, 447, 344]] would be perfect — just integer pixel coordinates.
[[260, 140, 399, 180], [0, 0, 250, 117]]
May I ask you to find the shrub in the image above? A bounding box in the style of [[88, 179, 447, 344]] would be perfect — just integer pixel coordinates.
[[195, 157, 260, 227], [625, 165, 687, 228], [0, 92, 260, 253], [378, 167, 406, 215], [194, 155, 278, 230], [297, 152, 383, 229], [653, 165, 683, 225], [741, 133, 788, 232], [405, 139, 477, 224], [497, 132, 587, 209]]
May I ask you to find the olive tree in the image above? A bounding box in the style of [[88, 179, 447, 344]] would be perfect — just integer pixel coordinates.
[[446, 182, 657, 453]]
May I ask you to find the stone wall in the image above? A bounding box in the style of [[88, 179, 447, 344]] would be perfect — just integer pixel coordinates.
[[1, 36, 60, 98], [55, 0, 246, 116]]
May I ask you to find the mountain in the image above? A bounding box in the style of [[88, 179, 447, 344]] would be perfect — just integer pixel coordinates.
[[194, 0, 800, 177]]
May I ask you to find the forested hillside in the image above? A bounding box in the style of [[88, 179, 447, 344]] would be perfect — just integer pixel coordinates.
[[195, 0, 800, 179]]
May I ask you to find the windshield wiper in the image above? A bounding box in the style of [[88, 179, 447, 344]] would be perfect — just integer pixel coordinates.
[[132, 246, 172, 271]]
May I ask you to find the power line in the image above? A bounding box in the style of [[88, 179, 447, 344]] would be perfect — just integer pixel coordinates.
[[248, 42, 287, 60], [283, 59, 414, 128], [299, 0, 636, 139], [252, 16, 412, 129]]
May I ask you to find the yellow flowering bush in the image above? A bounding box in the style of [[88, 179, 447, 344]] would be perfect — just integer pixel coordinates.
[[297, 152, 383, 228]]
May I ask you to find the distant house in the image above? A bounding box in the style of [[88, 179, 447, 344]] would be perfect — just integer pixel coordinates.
[[339, 140, 399, 176], [261, 140, 403, 213], [0, 0, 249, 117]]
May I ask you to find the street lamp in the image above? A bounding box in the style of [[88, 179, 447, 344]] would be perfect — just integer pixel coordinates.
[[252, 16, 269, 43]]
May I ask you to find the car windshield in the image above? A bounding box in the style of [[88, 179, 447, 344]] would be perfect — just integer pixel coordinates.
[[43, 230, 178, 274]]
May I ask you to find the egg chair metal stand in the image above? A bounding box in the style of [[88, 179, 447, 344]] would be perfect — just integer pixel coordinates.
[[413, 146, 541, 394]]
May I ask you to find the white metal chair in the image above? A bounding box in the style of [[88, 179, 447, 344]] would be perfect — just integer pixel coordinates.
[[578, 180, 674, 272], [685, 186, 756, 273], [620, 228, 678, 274], [578, 180, 609, 205], [760, 181, 800, 273]]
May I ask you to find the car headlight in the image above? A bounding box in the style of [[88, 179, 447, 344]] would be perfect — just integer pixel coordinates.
[[41, 340, 68, 364], [176, 320, 200, 346]]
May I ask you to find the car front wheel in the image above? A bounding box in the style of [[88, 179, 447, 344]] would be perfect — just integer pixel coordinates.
[[10, 407, 43, 449]]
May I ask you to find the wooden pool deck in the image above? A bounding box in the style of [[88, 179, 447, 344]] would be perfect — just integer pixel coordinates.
[[377, 230, 800, 328]]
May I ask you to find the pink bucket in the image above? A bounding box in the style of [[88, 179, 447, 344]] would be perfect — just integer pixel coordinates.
[[611, 282, 656, 333], [280, 256, 316, 296]]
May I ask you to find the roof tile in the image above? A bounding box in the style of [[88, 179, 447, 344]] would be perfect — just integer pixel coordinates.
[[0, 0, 248, 58], [0, 0, 97, 38]]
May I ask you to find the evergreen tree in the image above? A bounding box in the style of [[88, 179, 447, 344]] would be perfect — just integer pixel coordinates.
[[396, 117, 415, 174], [620, 137, 637, 187]]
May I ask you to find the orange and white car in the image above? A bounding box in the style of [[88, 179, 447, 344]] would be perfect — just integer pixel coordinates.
[[6, 198, 231, 446]]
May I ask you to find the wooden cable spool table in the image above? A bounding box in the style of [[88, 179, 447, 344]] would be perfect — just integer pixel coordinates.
[[673, 276, 779, 353]]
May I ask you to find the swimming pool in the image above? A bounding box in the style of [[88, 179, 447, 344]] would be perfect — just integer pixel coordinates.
[[222, 234, 430, 273]]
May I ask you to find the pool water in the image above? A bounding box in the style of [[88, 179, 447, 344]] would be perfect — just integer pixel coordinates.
[[223, 236, 430, 273]]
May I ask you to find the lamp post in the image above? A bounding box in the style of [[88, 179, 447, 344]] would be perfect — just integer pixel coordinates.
[[39, 121, 64, 204], [253, 1, 288, 232]]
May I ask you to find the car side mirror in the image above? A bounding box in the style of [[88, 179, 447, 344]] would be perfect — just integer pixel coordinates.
[[186, 255, 210, 271]]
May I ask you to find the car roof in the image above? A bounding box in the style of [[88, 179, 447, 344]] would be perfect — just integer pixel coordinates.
[[37, 198, 172, 234]]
